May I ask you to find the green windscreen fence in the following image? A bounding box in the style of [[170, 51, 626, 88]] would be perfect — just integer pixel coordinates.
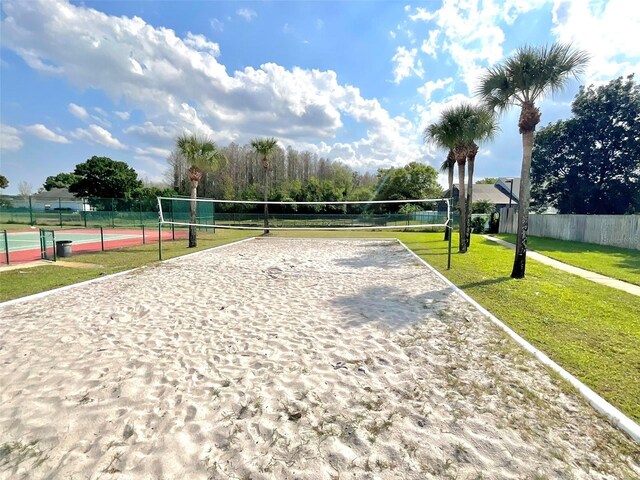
[[0, 195, 161, 228]]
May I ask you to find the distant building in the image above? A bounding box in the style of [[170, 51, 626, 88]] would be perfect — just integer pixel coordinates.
[[443, 177, 519, 210], [8, 188, 88, 211]]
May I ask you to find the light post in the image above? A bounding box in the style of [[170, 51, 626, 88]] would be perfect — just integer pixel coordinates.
[[506, 178, 514, 207]]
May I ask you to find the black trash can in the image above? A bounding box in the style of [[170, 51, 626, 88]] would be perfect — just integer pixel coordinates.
[[56, 240, 73, 258]]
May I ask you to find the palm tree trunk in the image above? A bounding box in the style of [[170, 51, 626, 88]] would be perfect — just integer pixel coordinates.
[[189, 180, 198, 248], [457, 161, 467, 253], [511, 131, 534, 278], [444, 165, 454, 241], [465, 159, 475, 247], [263, 158, 269, 234]]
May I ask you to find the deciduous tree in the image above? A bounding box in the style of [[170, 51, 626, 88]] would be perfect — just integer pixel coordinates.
[[532, 75, 640, 214]]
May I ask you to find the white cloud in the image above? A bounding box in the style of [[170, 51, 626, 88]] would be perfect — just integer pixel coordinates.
[[389, 30, 396, 39], [68, 102, 89, 121], [210, 18, 224, 33], [124, 121, 178, 141], [418, 77, 454, 101], [236, 8, 257, 22], [134, 146, 172, 158], [420, 30, 440, 58], [550, 0, 640, 82], [25, 124, 71, 143], [0, 124, 23, 151], [184, 32, 220, 57], [391, 46, 424, 83], [1, 0, 425, 173], [114, 111, 130, 120], [71, 124, 127, 150]]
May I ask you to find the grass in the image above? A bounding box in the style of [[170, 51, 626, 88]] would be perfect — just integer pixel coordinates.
[[494, 233, 640, 286], [1, 228, 639, 424], [0, 229, 256, 301]]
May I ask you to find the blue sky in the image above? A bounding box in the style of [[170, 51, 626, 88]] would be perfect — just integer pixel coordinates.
[[1, 0, 638, 195]]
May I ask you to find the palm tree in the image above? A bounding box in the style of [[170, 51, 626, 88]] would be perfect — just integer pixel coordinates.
[[426, 104, 494, 253], [477, 43, 589, 277], [425, 121, 456, 241], [176, 134, 226, 248], [440, 150, 455, 241], [464, 108, 499, 247], [251, 137, 279, 234]]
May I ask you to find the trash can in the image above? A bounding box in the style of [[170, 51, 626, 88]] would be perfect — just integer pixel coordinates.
[[56, 240, 73, 258]]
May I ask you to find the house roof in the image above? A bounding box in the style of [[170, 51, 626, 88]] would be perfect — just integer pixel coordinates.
[[469, 184, 516, 204], [496, 177, 520, 200], [32, 187, 77, 199], [445, 184, 517, 205]]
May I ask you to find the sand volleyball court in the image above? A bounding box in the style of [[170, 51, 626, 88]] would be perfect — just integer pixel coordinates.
[[0, 238, 638, 479]]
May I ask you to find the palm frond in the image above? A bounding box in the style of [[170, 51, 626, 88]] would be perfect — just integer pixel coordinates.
[[176, 134, 226, 172], [439, 149, 455, 173], [251, 137, 279, 157], [477, 42, 590, 109]]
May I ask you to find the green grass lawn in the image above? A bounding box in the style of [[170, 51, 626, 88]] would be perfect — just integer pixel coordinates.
[[1, 229, 639, 424], [495, 233, 640, 286]]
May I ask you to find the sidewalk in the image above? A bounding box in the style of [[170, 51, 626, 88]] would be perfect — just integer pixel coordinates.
[[483, 235, 640, 297]]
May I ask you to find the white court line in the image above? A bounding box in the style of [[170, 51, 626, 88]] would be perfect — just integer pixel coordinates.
[[396, 239, 640, 443]]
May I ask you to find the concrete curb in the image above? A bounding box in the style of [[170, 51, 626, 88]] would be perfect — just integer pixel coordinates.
[[396, 239, 640, 443], [0, 237, 257, 308]]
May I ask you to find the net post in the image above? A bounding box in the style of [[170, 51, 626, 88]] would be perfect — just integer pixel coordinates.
[[3, 230, 9, 265], [100, 226, 105, 251], [39, 228, 44, 259], [142, 224, 146, 245], [158, 222, 163, 261], [52, 230, 57, 262], [29, 196, 34, 225], [447, 197, 452, 270]]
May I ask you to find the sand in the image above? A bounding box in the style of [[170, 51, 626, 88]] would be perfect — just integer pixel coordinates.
[[0, 237, 638, 479]]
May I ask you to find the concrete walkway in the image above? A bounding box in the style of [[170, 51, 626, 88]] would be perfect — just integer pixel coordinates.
[[483, 235, 640, 297]]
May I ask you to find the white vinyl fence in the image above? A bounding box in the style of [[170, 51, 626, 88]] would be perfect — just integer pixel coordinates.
[[499, 208, 640, 250]]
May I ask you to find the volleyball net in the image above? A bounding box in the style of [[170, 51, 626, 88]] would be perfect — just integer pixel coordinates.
[[157, 197, 452, 231]]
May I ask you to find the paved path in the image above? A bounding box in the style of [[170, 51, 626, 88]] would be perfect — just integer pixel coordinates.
[[483, 235, 640, 297]]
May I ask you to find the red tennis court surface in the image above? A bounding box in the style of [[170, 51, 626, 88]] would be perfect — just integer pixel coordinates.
[[0, 227, 188, 265]]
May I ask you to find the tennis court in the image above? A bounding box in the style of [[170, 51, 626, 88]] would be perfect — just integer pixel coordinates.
[[0, 227, 186, 264]]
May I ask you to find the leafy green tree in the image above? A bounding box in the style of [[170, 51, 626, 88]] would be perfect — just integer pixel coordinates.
[[0, 175, 8, 189], [532, 75, 640, 214], [43, 172, 81, 191], [476, 177, 499, 184], [70, 156, 143, 200], [478, 43, 589, 278], [374, 162, 441, 205], [251, 138, 279, 233], [176, 135, 226, 247]]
